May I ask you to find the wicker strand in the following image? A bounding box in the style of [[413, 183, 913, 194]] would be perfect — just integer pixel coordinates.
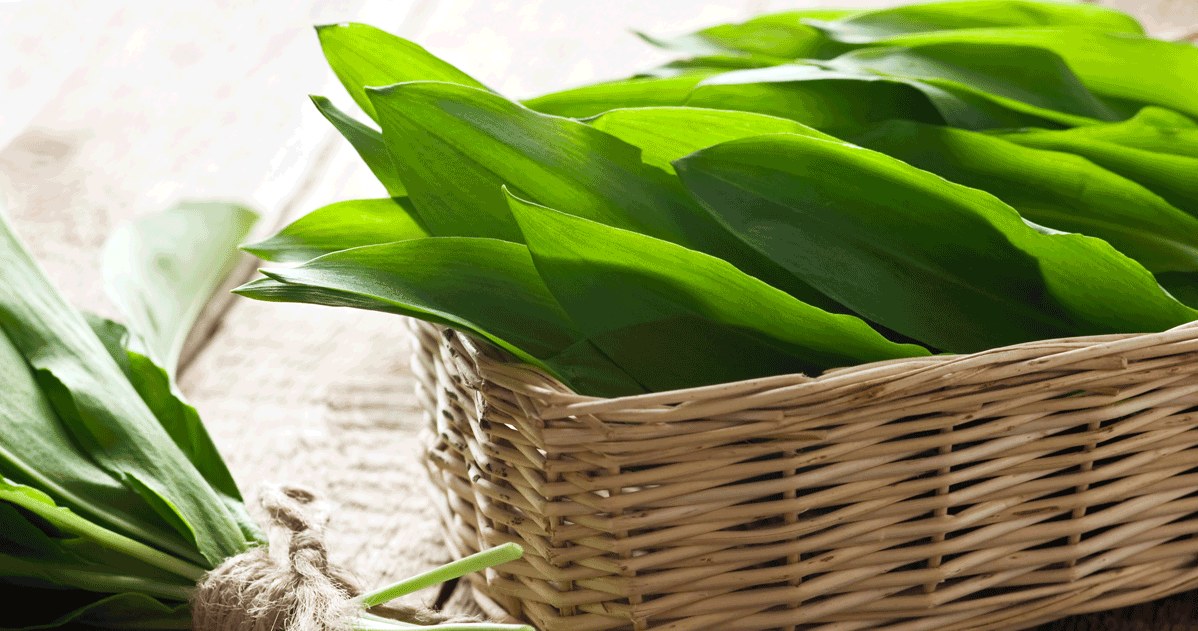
[[192, 486, 476, 630]]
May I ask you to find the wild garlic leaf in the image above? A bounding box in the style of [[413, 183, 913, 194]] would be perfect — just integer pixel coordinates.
[[636, 56, 786, 80], [234, 238, 644, 396], [0, 331, 194, 563], [102, 201, 258, 376], [588, 106, 836, 174], [873, 29, 1198, 119], [635, 9, 852, 59], [316, 22, 486, 122], [826, 43, 1122, 125], [310, 96, 405, 196], [998, 125, 1198, 219], [675, 134, 1197, 352], [0, 211, 249, 565], [689, 63, 1061, 132], [506, 191, 927, 391], [805, 1, 1143, 43], [243, 197, 427, 263], [849, 120, 1198, 274], [85, 317, 260, 545], [524, 74, 713, 118], [369, 80, 843, 310]]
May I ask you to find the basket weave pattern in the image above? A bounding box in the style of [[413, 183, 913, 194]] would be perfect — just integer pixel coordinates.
[[409, 319, 1198, 630]]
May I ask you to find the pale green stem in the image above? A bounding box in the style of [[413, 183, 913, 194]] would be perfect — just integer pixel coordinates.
[[9, 491, 206, 581], [357, 543, 524, 608]]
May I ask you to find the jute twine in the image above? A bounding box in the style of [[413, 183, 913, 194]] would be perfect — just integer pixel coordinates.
[[192, 486, 476, 630]]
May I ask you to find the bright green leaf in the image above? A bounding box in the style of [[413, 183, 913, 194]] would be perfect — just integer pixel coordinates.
[[310, 95, 405, 196], [243, 197, 427, 263], [675, 134, 1197, 352]]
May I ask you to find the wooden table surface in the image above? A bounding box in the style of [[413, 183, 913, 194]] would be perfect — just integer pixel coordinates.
[[2, 1, 1196, 628]]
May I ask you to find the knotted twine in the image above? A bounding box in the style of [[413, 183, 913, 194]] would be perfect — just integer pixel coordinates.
[[192, 486, 477, 630]]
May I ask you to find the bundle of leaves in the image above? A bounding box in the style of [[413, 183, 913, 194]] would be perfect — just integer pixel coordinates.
[[0, 204, 529, 630], [238, 1, 1198, 397]]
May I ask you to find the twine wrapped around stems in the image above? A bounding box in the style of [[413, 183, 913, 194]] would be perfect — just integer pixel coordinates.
[[191, 486, 475, 631]]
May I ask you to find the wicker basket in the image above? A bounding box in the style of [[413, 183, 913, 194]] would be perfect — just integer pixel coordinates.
[[409, 318, 1198, 631]]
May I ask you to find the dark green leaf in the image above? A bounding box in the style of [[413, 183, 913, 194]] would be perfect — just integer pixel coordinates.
[[310, 96, 404, 196], [849, 120, 1198, 274], [998, 124, 1198, 219], [316, 22, 486, 122], [827, 42, 1120, 125], [243, 197, 427, 263], [874, 28, 1198, 119], [506, 191, 927, 391], [366, 81, 837, 309], [688, 63, 1059, 132], [235, 238, 644, 396], [675, 134, 1196, 352]]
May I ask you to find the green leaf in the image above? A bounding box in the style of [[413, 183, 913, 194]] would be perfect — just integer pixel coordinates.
[[688, 63, 1060, 132], [826, 42, 1121, 125], [524, 74, 713, 119], [636, 9, 852, 58], [675, 134, 1197, 352], [1036, 107, 1198, 156], [997, 125, 1198, 219], [588, 106, 836, 174], [316, 22, 486, 122], [235, 238, 644, 396], [102, 201, 258, 376], [636, 55, 785, 79], [806, 1, 1143, 42], [872, 28, 1198, 119], [85, 317, 260, 546], [243, 197, 427, 263], [0, 323, 195, 564], [849, 120, 1198, 274], [506, 191, 926, 391], [310, 95, 404, 196], [0, 211, 249, 565], [366, 81, 838, 309]]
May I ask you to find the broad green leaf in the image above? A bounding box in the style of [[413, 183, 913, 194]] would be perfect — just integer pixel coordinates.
[[827, 43, 1122, 125], [997, 126, 1198, 219], [675, 134, 1196, 352], [506, 192, 927, 391], [85, 317, 260, 546], [0, 211, 249, 565], [849, 120, 1198, 274], [637, 55, 785, 79], [1039, 107, 1198, 156], [806, 1, 1143, 43], [235, 238, 644, 396], [588, 107, 835, 174], [0, 325, 195, 564], [316, 22, 486, 122], [688, 64, 1054, 132], [243, 197, 427, 263], [366, 81, 839, 309], [636, 9, 852, 58], [874, 28, 1198, 119], [102, 201, 258, 376], [524, 74, 712, 118], [310, 95, 404, 196]]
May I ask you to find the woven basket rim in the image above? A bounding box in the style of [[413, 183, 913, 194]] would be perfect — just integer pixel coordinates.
[[446, 320, 1198, 421]]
